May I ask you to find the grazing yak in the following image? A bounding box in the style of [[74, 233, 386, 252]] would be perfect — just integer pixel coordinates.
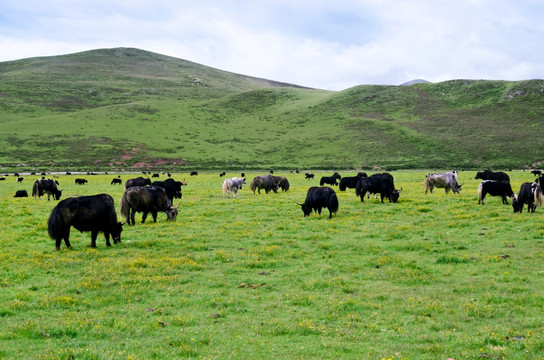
[[320, 172, 342, 186], [120, 186, 179, 225], [32, 179, 63, 200], [478, 180, 515, 205], [298, 186, 339, 219], [222, 177, 246, 198], [249, 174, 280, 194], [424, 172, 463, 194], [475, 170, 510, 182], [111, 178, 122, 185], [75, 178, 88, 185], [339, 172, 367, 191], [272, 175, 290, 192], [305, 173, 315, 179], [356, 173, 402, 203], [512, 182, 543, 213], [48, 194, 124, 250], [125, 176, 151, 189], [152, 178, 184, 203]]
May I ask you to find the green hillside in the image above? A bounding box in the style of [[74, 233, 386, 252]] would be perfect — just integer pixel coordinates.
[[1, 47, 543, 172]]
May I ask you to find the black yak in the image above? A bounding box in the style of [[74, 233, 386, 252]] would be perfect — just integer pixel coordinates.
[[125, 176, 151, 189], [48, 194, 124, 250], [14, 190, 28, 197], [320, 172, 341, 186], [152, 178, 184, 203], [298, 187, 339, 219], [512, 182, 543, 213], [32, 179, 63, 200], [356, 173, 402, 203], [120, 186, 179, 225], [478, 180, 515, 205], [339, 172, 367, 191], [272, 175, 290, 192], [249, 174, 280, 194], [475, 170, 510, 182]]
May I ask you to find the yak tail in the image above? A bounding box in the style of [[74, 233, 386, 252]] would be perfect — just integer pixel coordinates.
[[329, 192, 339, 215], [47, 204, 63, 239], [32, 180, 39, 199], [535, 186, 543, 208], [222, 180, 228, 197], [423, 176, 430, 194], [249, 178, 256, 193], [119, 192, 130, 220]]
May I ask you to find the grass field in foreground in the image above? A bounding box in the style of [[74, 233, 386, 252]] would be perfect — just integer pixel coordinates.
[[1, 170, 543, 359]]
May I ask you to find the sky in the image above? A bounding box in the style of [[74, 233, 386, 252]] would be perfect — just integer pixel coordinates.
[[1, 0, 543, 91]]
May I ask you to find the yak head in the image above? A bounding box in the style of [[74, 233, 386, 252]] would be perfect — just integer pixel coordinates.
[[54, 189, 64, 200], [112, 221, 126, 244], [452, 182, 464, 194], [165, 203, 180, 221], [297, 202, 311, 217], [391, 188, 403, 203], [511, 194, 522, 213]]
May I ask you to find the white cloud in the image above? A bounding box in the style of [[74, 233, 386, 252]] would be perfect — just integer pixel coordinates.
[[1, 0, 543, 90]]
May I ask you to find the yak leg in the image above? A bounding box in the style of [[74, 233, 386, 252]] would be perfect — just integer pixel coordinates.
[[360, 191, 366, 202], [151, 212, 158, 222], [91, 230, 99, 248], [130, 209, 136, 226], [141, 211, 148, 223], [61, 229, 72, 249], [55, 237, 62, 250], [104, 232, 112, 247], [501, 195, 507, 205]]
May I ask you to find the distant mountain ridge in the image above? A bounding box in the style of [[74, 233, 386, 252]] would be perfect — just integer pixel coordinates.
[[1, 48, 543, 171]]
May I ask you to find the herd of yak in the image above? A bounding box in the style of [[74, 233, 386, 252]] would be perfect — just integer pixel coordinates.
[[6, 168, 544, 250]]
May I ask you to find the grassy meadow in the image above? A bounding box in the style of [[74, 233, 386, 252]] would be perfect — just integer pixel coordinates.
[[1, 170, 544, 359]]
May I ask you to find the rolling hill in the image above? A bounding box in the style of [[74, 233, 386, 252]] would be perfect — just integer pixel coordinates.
[[1, 47, 543, 172]]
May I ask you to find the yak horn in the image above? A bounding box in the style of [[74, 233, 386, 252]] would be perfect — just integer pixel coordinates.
[[121, 220, 127, 225], [175, 203, 180, 209], [296, 202, 304, 206]]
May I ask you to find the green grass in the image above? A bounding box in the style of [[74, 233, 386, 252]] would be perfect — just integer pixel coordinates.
[[1, 48, 544, 171], [1, 170, 544, 359]]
